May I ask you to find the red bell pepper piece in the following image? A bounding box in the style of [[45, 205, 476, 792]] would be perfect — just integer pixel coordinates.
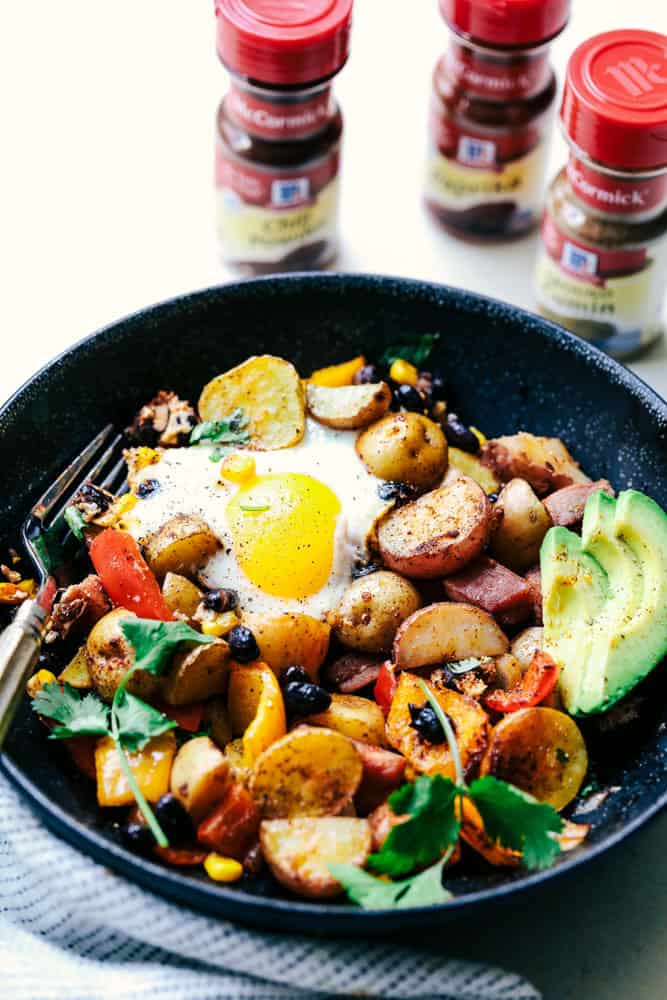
[[151, 698, 205, 733], [90, 529, 172, 621], [374, 661, 398, 716], [484, 650, 560, 713]]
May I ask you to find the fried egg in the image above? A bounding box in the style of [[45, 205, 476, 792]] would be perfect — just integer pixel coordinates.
[[126, 418, 392, 618]]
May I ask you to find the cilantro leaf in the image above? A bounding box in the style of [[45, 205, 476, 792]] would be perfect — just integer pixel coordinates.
[[331, 856, 452, 910], [120, 619, 215, 677], [190, 408, 249, 450], [32, 682, 110, 739], [367, 775, 460, 877], [380, 334, 440, 368], [114, 691, 176, 752], [468, 775, 564, 870], [447, 657, 492, 675]]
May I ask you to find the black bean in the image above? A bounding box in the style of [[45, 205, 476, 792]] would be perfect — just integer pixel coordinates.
[[487, 492, 499, 504], [443, 412, 480, 454], [393, 383, 427, 413], [78, 482, 112, 511], [153, 794, 194, 844], [409, 703, 445, 744], [228, 625, 260, 663], [283, 665, 310, 686], [353, 363, 382, 385], [203, 588, 238, 612], [377, 481, 418, 505], [284, 681, 332, 716], [119, 821, 155, 854], [136, 478, 161, 499]]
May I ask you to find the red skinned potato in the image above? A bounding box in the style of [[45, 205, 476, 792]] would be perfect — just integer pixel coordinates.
[[443, 556, 533, 628], [393, 602, 509, 670], [377, 476, 491, 579], [481, 433, 590, 496], [351, 740, 406, 815], [542, 480, 614, 527], [489, 478, 552, 572]]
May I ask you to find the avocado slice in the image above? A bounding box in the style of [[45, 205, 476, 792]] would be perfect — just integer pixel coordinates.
[[542, 489, 667, 714]]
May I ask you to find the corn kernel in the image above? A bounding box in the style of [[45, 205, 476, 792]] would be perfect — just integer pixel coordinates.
[[309, 355, 365, 388], [220, 451, 256, 484], [204, 853, 244, 882], [389, 359, 418, 386], [26, 669, 57, 698], [470, 426, 487, 446], [201, 611, 239, 637]]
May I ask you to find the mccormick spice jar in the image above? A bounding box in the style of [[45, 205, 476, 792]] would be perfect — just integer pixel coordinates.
[[425, 0, 569, 241], [535, 30, 667, 358], [214, 0, 352, 274]]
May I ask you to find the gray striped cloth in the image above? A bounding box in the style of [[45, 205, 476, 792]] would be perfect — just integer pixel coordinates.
[[0, 774, 540, 1000]]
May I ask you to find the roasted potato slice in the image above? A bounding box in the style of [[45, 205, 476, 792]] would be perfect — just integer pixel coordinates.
[[386, 673, 489, 781], [170, 736, 230, 822], [307, 693, 387, 747], [228, 661, 286, 763], [95, 732, 176, 807], [205, 696, 232, 748], [250, 726, 363, 818], [160, 638, 229, 705], [87, 608, 158, 703], [356, 412, 447, 487], [482, 707, 588, 810], [489, 478, 552, 572], [331, 571, 421, 653], [481, 433, 591, 496], [511, 626, 544, 671], [493, 653, 524, 691], [144, 515, 220, 582], [199, 355, 306, 450], [59, 644, 92, 689], [306, 382, 392, 430], [393, 602, 509, 670], [444, 446, 501, 494], [241, 612, 330, 681], [260, 817, 371, 899], [377, 477, 491, 579], [161, 572, 204, 619]]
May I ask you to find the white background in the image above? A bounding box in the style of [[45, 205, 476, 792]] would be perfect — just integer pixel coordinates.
[[1, 2, 667, 998]]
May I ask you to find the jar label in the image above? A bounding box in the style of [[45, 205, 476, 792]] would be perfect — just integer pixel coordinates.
[[535, 210, 667, 353], [566, 158, 667, 220], [215, 145, 339, 264], [444, 45, 551, 100], [226, 85, 334, 141]]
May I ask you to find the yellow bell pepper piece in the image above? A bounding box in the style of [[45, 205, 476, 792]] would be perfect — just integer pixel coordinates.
[[95, 732, 176, 807], [228, 661, 286, 764], [389, 359, 418, 386], [309, 355, 365, 387], [26, 669, 57, 698], [201, 610, 239, 637]]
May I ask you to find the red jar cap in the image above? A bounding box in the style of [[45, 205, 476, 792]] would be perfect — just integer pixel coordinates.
[[215, 0, 353, 86], [439, 0, 569, 48], [562, 30, 667, 171]]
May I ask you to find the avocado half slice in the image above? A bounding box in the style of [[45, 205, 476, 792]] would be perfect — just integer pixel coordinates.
[[541, 490, 667, 715]]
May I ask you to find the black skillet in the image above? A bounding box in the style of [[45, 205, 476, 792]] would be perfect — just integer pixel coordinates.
[[1, 273, 666, 934]]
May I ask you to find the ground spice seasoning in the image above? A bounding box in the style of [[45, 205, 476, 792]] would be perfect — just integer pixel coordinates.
[[214, 0, 352, 274], [425, 0, 569, 241], [535, 30, 667, 358]]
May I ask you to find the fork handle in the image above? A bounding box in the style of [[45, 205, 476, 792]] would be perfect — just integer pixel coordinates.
[[0, 599, 46, 747]]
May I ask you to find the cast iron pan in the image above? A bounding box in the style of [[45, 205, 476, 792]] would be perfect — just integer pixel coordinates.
[[1, 274, 666, 934]]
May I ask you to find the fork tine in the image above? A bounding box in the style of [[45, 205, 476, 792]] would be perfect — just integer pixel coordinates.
[[102, 456, 128, 495], [29, 425, 116, 526]]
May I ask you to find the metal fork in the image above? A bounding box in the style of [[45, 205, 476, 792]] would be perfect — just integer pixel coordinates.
[[0, 425, 127, 745]]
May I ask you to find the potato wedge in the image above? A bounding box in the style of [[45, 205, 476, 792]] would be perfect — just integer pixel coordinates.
[[95, 732, 176, 807], [377, 477, 491, 579], [228, 661, 286, 763], [170, 736, 230, 822], [393, 602, 509, 670], [493, 653, 524, 691], [87, 608, 158, 703], [306, 382, 391, 430], [160, 638, 229, 705], [199, 355, 306, 450], [386, 673, 489, 781], [356, 412, 447, 488], [250, 726, 362, 818], [59, 644, 92, 689], [481, 433, 591, 496], [260, 817, 372, 899], [510, 626, 544, 671], [331, 571, 421, 653], [444, 447, 501, 495], [482, 707, 588, 810], [489, 478, 551, 572], [144, 515, 220, 582], [223, 738, 253, 787], [306, 693, 387, 747], [162, 572, 204, 619], [241, 612, 330, 681], [205, 697, 233, 748]]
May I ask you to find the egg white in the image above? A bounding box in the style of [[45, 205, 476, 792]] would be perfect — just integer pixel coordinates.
[[125, 418, 391, 618]]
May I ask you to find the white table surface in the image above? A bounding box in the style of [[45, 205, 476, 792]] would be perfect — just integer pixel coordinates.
[[2, 2, 667, 997]]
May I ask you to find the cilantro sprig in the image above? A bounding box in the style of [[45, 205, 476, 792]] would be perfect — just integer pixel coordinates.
[[333, 679, 564, 909], [31, 618, 215, 847], [189, 408, 249, 461], [380, 333, 440, 369]]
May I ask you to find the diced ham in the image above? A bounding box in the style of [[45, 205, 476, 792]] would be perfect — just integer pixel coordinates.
[[351, 740, 406, 815], [524, 565, 543, 625], [44, 574, 111, 643], [323, 653, 383, 694], [542, 480, 615, 528], [443, 556, 532, 627], [197, 783, 260, 860]]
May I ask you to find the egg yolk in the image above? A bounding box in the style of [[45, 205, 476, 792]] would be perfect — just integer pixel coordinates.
[[226, 473, 341, 599]]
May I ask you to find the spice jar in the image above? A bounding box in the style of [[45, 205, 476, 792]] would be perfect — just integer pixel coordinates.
[[425, 0, 569, 241], [214, 0, 352, 274], [535, 30, 667, 358]]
